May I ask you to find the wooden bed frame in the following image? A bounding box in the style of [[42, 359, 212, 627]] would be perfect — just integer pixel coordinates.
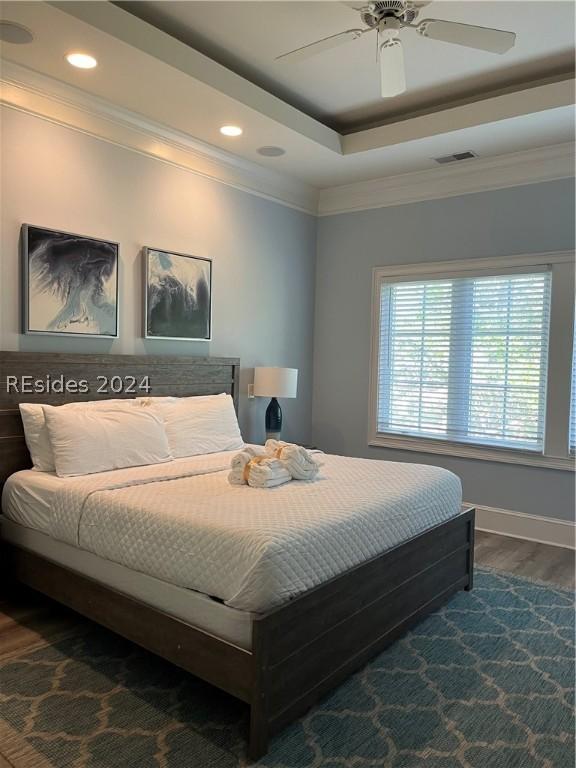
[[0, 351, 475, 761]]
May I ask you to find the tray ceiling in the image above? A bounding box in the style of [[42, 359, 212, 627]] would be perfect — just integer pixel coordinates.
[[0, 1, 573, 191], [119, 1, 575, 132]]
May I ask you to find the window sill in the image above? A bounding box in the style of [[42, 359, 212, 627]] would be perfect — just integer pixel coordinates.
[[369, 434, 575, 471]]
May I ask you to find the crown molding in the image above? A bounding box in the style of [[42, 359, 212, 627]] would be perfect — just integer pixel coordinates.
[[0, 61, 319, 215], [318, 142, 575, 216], [2, 62, 573, 219]]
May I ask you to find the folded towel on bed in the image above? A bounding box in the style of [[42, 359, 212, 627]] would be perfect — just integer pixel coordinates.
[[228, 453, 292, 488], [228, 469, 245, 485], [265, 440, 320, 481], [228, 451, 250, 485], [246, 457, 291, 488], [228, 446, 267, 484], [230, 445, 266, 471]]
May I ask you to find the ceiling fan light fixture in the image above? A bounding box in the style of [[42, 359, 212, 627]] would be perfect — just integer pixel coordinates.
[[276, 1, 516, 97], [379, 39, 406, 97]]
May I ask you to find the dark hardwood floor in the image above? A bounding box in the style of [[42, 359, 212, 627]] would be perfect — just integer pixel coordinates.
[[474, 530, 575, 590]]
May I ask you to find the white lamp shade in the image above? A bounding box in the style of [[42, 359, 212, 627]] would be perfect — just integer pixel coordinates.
[[253, 367, 298, 399]]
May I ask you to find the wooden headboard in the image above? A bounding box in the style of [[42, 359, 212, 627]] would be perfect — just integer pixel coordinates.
[[0, 351, 240, 489]]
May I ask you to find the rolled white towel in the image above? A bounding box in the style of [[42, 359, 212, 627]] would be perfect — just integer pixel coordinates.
[[228, 468, 246, 485], [249, 473, 291, 488], [228, 451, 252, 485], [281, 458, 319, 481], [265, 440, 320, 481], [230, 445, 266, 472], [247, 458, 291, 488], [227, 453, 292, 488], [265, 440, 316, 463], [265, 439, 288, 456]]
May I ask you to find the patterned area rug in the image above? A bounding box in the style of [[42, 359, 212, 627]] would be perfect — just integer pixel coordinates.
[[0, 568, 574, 768]]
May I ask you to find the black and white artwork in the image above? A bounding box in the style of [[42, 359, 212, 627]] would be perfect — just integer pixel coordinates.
[[23, 224, 119, 337], [144, 248, 212, 341]]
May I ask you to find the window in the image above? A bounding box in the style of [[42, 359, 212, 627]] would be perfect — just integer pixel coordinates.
[[370, 253, 575, 470]]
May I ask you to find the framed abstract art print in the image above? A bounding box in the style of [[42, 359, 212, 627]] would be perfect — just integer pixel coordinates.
[[22, 224, 119, 338], [144, 247, 212, 341]]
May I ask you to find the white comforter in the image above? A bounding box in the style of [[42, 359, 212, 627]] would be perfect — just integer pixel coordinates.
[[49, 451, 462, 613]]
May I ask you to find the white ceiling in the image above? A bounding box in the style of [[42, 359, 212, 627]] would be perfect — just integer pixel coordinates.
[[119, 1, 575, 131], [0, 1, 573, 191]]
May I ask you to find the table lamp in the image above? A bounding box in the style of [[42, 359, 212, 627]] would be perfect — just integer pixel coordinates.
[[253, 367, 298, 440]]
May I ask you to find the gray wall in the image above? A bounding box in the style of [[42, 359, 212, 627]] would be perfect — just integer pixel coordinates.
[[313, 180, 575, 522], [2, 108, 574, 521], [0, 108, 317, 444]]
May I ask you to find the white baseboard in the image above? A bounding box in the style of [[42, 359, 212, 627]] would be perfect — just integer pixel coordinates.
[[468, 503, 576, 550]]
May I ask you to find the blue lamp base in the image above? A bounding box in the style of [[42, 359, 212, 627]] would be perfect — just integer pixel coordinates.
[[265, 397, 282, 440]]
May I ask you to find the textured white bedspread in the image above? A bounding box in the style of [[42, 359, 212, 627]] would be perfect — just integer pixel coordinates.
[[49, 451, 462, 613]]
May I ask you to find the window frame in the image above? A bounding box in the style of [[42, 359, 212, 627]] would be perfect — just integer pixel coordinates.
[[571, 341, 576, 457], [368, 251, 575, 471]]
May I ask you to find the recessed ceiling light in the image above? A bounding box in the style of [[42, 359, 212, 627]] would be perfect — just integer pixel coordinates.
[[220, 125, 243, 137], [257, 146, 286, 157], [66, 52, 98, 69], [0, 21, 34, 44]]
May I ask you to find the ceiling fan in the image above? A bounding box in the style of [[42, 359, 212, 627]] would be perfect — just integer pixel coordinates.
[[275, 1, 516, 98]]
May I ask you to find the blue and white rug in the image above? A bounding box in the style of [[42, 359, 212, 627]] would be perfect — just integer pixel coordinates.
[[0, 568, 573, 768]]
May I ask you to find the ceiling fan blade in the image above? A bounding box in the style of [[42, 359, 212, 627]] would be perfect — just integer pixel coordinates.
[[379, 39, 406, 98], [276, 28, 367, 63], [417, 19, 516, 54]]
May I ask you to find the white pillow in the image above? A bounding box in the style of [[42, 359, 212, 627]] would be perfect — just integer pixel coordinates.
[[158, 394, 243, 458], [20, 404, 57, 472], [20, 399, 137, 473], [136, 396, 178, 406], [42, 405, 172, 477]]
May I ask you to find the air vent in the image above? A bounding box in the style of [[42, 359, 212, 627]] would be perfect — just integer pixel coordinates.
[[434, 151, 478, 165]]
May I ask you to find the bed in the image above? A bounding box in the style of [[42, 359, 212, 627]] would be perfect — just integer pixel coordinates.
[[0, 351, 475, 760]]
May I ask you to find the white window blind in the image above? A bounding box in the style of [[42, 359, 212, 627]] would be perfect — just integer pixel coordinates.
[[377, 270, 551, 452]]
